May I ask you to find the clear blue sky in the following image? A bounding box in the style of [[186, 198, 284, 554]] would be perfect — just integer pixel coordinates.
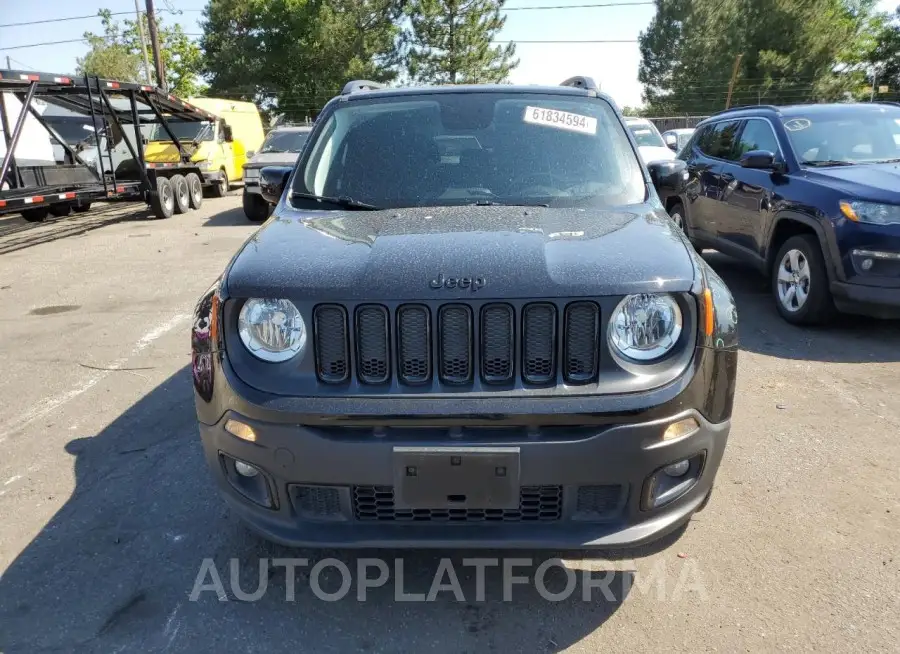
[[1, 0, 897, 108]]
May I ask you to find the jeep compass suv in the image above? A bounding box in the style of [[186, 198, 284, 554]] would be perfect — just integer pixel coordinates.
[[671, 102, 900, 324], [191, 78, 739, 549]]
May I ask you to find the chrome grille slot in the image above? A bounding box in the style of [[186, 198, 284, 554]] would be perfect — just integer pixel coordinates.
[[438, 304, 473, 384], [480, 303, 514, 383], [563, 302, 600, 383], [355, 305, 390, 384], [397, 304, 431, 384], [522, 303, 557, 384], [313, 305, 349, 383]]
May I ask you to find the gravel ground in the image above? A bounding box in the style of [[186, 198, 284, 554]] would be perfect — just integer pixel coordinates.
[[0, 196, 897, 653]]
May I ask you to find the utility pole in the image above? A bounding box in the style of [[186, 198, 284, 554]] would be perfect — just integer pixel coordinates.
[[145, 0, 167, 91], [135, 0, 153, 85], [5, 56, 11, 69], [725, 53, 744, 110], [871, 69, 878, 102]]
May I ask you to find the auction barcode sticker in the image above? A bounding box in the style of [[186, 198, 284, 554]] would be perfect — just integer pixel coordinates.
[[523, 106, 597, 135]]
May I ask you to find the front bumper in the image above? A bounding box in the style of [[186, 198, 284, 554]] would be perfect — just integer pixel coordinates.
[[831, 280, 900, 318], [199, 406, 730, 549]]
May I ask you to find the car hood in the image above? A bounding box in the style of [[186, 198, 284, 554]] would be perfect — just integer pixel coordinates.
[[245, 151, 299, 168], [805, 162, 900, 201], [638, 145, 677, 163], [225, 205, 696, 301]]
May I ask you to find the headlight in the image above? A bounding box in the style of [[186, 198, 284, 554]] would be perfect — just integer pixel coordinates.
[[238, 298, 307, 362], [840, 200, 900, 225], [608, 294, 683, 361], [244, 168, 259, 180]]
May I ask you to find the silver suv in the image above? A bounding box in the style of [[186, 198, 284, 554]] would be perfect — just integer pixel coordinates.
[[242, 125, 311, 221]]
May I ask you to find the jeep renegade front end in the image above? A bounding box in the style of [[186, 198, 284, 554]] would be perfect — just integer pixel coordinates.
[[191, 78, 739, 549]]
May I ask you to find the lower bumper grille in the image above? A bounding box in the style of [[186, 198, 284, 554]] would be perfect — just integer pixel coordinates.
[[353, 485, 563, 522]]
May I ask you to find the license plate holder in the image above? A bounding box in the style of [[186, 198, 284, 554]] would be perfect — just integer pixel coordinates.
[[393, 447, 521, 510]]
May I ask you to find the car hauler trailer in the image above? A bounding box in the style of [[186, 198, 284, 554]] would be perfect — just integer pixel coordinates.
[[1, 69, 221, 221]]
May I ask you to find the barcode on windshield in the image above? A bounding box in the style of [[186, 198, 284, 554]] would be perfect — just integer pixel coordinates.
[[523, 106, 597, 135]]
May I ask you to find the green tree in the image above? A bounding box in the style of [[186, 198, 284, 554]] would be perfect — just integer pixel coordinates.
[[76, 9, 205, 96], [201, 0, 403, 120], [76, 11, 143, 82], [864, 7, 900, 99], [638, 0, 878, 114], [405, 0, 518, 84]]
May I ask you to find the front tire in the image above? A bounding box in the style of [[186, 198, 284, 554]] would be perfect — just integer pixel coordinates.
[[242, 192, 270, 222], [210, 169, 228, 198], [771, 234, 835, 325]]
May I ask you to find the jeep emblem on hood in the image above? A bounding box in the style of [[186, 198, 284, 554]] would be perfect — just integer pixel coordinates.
[[429, 273, 486, 291]]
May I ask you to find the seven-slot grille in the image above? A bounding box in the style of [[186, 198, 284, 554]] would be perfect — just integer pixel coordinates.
[[312, 301, 600, 387]]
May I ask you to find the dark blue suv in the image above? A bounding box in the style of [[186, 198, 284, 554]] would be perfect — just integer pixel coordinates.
[[671, 103, 900, 324]]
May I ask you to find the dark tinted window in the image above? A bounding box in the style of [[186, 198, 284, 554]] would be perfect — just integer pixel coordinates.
[[737, 119, 779, 155], [696, 120, 741, 160], [300, 93, 645, 209]]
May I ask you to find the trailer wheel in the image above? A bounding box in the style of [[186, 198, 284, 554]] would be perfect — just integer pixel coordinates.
[[22, 207, 51, 222], [150, 177, 175, 219], [49, 202, 73, 217], [72, 201, 92, 213], [210, 169, 228, 198], [171, 174, 190, 214], [186, 173, 203, 210]]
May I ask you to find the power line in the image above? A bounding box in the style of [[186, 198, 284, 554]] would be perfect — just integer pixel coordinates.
[[0, 7, 202, 29], [0, 2, 645, 29], [505, 1, 653, 9]]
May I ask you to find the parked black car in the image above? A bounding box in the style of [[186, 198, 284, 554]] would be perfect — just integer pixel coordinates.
[[191, 78, 738, 549], [670, 103, 900, 324]]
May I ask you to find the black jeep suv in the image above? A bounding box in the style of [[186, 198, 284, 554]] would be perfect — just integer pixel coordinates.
[[191, 78, 738, 549], [669, 103, 900, 324]]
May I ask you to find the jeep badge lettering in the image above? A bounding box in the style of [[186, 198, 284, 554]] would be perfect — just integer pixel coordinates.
[[429, 273, 486, 291]]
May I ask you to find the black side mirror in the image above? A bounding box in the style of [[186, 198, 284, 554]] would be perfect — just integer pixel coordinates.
[[259, 166, 293, 204], [740, 150, 782, 171], [647, 159, 688, 194]]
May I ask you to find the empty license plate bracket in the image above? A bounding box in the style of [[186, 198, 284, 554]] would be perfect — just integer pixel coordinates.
[[392, 447, 521, 510]]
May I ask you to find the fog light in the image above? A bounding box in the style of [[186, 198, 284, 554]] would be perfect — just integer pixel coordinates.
[[662, 417, 699, 441], [860, 258, 873, 271], [234, 460, 259, 477], [664, 459, 690, 477], [225, 419, 257, 442]]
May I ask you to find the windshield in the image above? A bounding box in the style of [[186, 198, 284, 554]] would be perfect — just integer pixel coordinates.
[[298, 93, 644, 209], [148, 120, 214, 142], [261, 130, 309, 153], [628, 122, 666, 148], [783, 107, 900, 164]]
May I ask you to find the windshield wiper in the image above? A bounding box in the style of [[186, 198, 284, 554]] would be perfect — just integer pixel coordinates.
[[290, 192, 379, 211], [469, 200, 550, 207], [802, 159, 856, 167]]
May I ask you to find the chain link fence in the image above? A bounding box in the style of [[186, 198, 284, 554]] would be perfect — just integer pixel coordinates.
[[645, 116, 710, 132]]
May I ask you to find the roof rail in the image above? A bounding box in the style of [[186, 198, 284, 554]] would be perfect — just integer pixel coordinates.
[[559, 76, 599, 92], [710, 104, 780, 117], [341, 80, 385, 95]]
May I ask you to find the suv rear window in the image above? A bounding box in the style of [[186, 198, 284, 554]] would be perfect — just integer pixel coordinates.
[[298, 92, 645, 209]]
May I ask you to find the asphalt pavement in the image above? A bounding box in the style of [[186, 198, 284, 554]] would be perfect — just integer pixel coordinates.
[[0, 196, 897, 653]]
